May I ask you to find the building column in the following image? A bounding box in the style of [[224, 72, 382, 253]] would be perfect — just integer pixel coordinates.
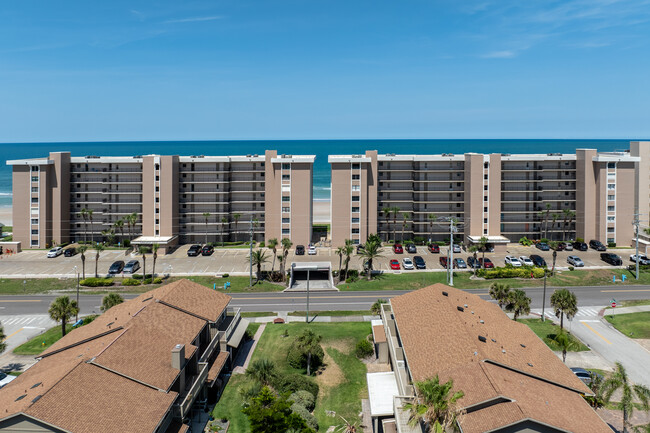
[[463, 154, 484, 241]]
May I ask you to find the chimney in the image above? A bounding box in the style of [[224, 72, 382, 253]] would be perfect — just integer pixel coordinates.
[[171, 344, 185, 370]]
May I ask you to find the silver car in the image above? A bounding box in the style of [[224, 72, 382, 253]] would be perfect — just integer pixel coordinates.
[[567, 255, 584, 267]]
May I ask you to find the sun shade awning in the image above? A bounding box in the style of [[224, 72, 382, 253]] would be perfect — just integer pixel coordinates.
[[367, 372, 399, 417], [227, 318, 250, 348]]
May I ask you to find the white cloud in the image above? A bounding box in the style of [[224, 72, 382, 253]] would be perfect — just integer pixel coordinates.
[[163, 16, 223, 24], [481, 50, 517, 58]]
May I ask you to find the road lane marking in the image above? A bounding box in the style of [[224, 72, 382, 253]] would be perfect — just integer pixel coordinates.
[[600, 289, 650, 293], [0, 300, 42, 303], [4, 327, 24, 340], [581, 321, 611, 344], [231, 302, 373, 308]]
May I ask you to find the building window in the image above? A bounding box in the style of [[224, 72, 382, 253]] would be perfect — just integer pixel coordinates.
[[282, 207, 290, 213], [156, 197, 159, 203], [352, 185, 360, 191], [31, 229, 38, 235], [607, 184, 615, 190], [608, 205, 615, 211], [484, 174, 488, 180], [31, 186, 38, 192], [155, 219, 159, 224], [155, 164, 159, 170], [607, 195, 615, 200], [607, 162, 616, 169], [31, 176, 38, 182], [351, 196, 360, 202], [484, 218, 488, 223], [155, 175, 160, 181], [484, 185, 488, 190], [484, 207, 488, 212], [282, 163, 290, 170], [352, 174, 360, 180], [282, 174, 290, 180], [31, 197, 38, 203], [31, 218, 38, 224], [282, 228, 290, 235], [607, 216, 615, 221], [352, 218, 360, 223], [352, 163, 360, 169], [282, 217, 290, 223], [607, 227, 615, 233], [607, 237, 615, 243], [282, 196, 290, 202], [31, 166, 38, 172], [351, 228, 360, 234], [31, 240, 38, 246], [155, 208, 159, 213], [484, 196, 488, 201], [155, 230, 159, 235], [156, 186, 160, 192], [352, 207, 360, 213]]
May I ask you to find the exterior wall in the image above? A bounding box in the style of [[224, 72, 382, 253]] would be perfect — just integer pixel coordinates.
[[576, 149, 597, 241], [160, 156, 179, 237], [615, 163, 636, 246], [290, 162, 313, 246], [264, 150, 280, 243], [630, 141, 650, 223], [12, 166, 31, 248], [488, 154, 502, 235], [463, 154, 484, 238], [594, 162, 608, 243], [0, 414, 66, 432], [142, 156, 157, 237], [364, 151, 378, 242], [49, 152, 70, 245], [330, 162, 353, 247]]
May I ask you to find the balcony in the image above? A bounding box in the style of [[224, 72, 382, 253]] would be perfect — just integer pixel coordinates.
[[175, 361, 209, 420], [218, 308, 242, 340]]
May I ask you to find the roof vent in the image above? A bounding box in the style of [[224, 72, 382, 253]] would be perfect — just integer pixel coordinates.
[[474, 351, 478, 356], [281, 154, 287, 158], [457, 306, 464, 312], [520, 344, 526, 348], [478, 335, 487, 343], [106, 321, 114, 328], [254, 154, 259, 157], [502, 349, 506, 354], [15, 394, 26, 402], [464, 304, 468, 308], [527, 362, 534, 367], [30, 382, 42, 389], [442, 291, 448, 296], [246, 154, 252, 157], [31, 395, 42, 404], [479, 319, 485, 324]]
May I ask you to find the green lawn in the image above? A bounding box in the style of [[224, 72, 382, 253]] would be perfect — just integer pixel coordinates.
[[177, 276, 283, 293], [605, 312, 650, 339], [13, 316, 97, 355], [605, 299, 650, 309], [0, 278, 79, 295], [241, 311, 276, 318], [213, 322, 371, 432], [520, 319, 589, 352], [288, 310, 372, 317]]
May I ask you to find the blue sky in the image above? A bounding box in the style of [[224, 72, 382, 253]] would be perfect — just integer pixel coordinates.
[[1, 0, 649, 142]]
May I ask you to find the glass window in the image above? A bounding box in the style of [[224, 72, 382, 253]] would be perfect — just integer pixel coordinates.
[[31, 229, 38, 235], [351, 207, 360, 213], [31, 176, 38, 182], [608, 205, 615, 211], [352, 174, 360, 180], [282, 196, 290, 202], [352, 163, 360, 169], [351, 196, 360, 202], [282, 174, 290, 180], [282, 218, 290, 223], [31, 187, 38, 192], [607, 227, 615, 232], [282, 163, 290, 170], [31, 166, 38, 172], [351, 218, 359, 223], [31, 240, 39, 246], [607, 237, 615, 243], [31, 197, 38, 203], [607, 162, 616, 169], [282, 228, 290, 235], [607, 216, 615, 221], [607, 195, 615, 200], [351, 228, 360, 234], [31, 218, 38, 224], [352, 185, 360, 191], [282, 207, 290, 213], [607, 183, 615, 189]]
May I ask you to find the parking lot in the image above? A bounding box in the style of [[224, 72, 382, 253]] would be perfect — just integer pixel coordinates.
[[0, 242, 636, 278]]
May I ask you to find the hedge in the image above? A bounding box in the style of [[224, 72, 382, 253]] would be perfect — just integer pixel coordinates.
[[289, 391, 315, 412], [355, 338, 374, 358], [122, 278, 141, 286], [290, 403, 318, 431], [80, 277, 114, 287], [477, 267, 545, 279], [274, 374, 319, 400]]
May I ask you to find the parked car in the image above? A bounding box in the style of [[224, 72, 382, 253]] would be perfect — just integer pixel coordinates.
[[201, 245, 214, 256], [570, 367, 602, 386], [123, 260, 141, 273], [453, 258, 467, 269], [553, 242, 565, 251], [505, 256, 522, 267], [573, 241, 588, 251], [187, 245, 202, 257], [308, 244, 317, 255], [536, 243, 550, 251], [393, 244, 404, 254], [413, 256, 426, 269], [47, 247, 63, 258], [467, 256, 481, 269], [567, 255, 584, 267], [479, 258, 494, 268], [63, 247, 77, 257], [295, 245, 305, 255], [108, 260, 125, 275], [440, 256, 449, 268], [600, 253, 622, 266], [519, 256, 534, 266], [530, 254, 547, 267], [630, 254, 650, 265], [428, 243, 440, 253], [402, 257, 414, 270], [0, 371, 16, 389], [452, 244, 461, 254], [406, 243, 417, 254], [389, 259, 401, 270], [561, 242, 574, 251], [589, 240, 607, 251]]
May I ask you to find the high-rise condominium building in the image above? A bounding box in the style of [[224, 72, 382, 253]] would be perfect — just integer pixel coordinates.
[[8, 150, 314, 250], [330, 141, 650, 249]]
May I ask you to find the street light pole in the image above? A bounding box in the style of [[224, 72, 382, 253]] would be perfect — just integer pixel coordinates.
[[634, 213, 640, 280], [306, 268, 310, 323], [73, 266, 79, 321], [542, 269, 547, 322], [249, 218, 253, 287], [449, 219, 456, 286]]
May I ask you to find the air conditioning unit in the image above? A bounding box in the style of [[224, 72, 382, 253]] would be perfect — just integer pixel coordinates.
[[396, 360, 405, 368]]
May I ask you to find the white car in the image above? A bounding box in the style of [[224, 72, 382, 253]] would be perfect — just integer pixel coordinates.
[[452, 244, 461, 254], [630, 254, 650, 265], [402, 257, 414, 270], [308, 245, 317, 255], [567, 255, 584, 267], [505, 256, 522, 267], [519, 256, 534, 266], [47, 247, 63, 258], [0, 371, 16, 389], [561, 242, 574, 251]]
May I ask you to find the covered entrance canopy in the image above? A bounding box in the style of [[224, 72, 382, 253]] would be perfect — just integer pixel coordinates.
[[466, 235, 509, 253], [131, 235, 178, 254], [288, 262, 335, 291]]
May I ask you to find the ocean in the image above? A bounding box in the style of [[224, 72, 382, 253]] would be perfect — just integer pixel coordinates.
[[0, 139, 638, 207]]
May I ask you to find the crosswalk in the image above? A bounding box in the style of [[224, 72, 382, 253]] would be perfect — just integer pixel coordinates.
[[531, 306, 604, 320], [0, 315, 55, 327]]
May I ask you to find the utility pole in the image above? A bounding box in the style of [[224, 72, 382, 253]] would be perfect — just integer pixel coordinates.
[[449, 218, 456, 286], [306, 268, 310, 323], [542, 269, 547, 322], [74, 266, 80, 322], [249, 218, 254, 287]]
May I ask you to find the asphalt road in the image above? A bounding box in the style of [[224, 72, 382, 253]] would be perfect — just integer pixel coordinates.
[[1, 284, 649, 316]]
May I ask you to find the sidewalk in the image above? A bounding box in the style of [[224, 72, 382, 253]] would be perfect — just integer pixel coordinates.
[[245, 314, 379, 323], [603, 305, 650, 316]]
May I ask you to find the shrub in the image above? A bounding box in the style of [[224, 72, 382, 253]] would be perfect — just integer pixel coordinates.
[[274, 374, 319, 399], [80, 277, 114, 287], [477, 267, 545, 279], [355, 338, 374, 359], [568, 266, 575, 271], [122, 278, 141, 286], [290, 403, 318, 431], [259, 241, 265, 248], [576, 237, 584, 243], [289, 390, 315, 411], [608, 242, 616, 248], [540, 238, 549, 244], [132, 274, 153, 280], [413, 236, 425, 245], [286, 343, 324, 371], [153, 277, 163, 284], [222, 273, 230, 278], [519, 237, 533, 246]]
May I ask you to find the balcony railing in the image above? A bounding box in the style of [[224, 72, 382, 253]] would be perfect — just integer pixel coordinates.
[[176, 361, 209, 420]]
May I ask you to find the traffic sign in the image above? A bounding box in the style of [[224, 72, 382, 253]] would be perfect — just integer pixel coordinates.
[[612, 301, 616, 308]]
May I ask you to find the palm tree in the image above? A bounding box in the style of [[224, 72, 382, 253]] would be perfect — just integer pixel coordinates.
[[295, 329, 322, 376], [48, 296, 79, 338], [113, 219, 125, 244], [342, 239, 354, 281], [267, 238, 279, 272], [202, 212, 211, 244], [128, 212, 139, 240], [603, 362, 650, 433], [468, 245, 479, 276], [551, 213, 559, 240], [245, 358, 276, 387], [359, 240, 383, 281], [0, 322, 6, 354], [139, 246, 151, 281], [80, 208, 88, 243], [585, 371, 607, 410], [232, 213, 242, 242], [391, 207, 400, 243], [78, 245, 88, 279], [151, 243, 159, 278], [553, 330, 579, 363], [101, 293, 124, 312], [543, 203, 552, 239], [280, 238, 292, 282], [382, 207, 392, 241], [478, 236, 489, 267], [489, 282, 511, 310], [220, 217, 228, 246], [336, 246, 344, 282], [428, 214, 437, 242], [94, 244, 105, 278], [401, 213, 409, 243], [505, 289, 531, 321], [371, 299, 387, 315], [402, 375, 464, 432], [87, 209, 94, 242], [336, 416, 359, 433], [644, 227, 650, 237], [567, 210, 576, 240], [248, 249, 269, 281], [550, 289, 578, 331], [561, 208, 572, 241]]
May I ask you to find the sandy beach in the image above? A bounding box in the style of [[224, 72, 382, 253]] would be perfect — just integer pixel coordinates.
[[0, 207, 11, 226]]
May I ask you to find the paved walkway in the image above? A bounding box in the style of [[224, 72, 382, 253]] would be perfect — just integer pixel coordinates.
[[603, 305, 650, 316], [232, 323, 266, 374]]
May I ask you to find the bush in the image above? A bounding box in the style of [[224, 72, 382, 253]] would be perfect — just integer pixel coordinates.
[[568, 266, 575, 271], [608, 242, 616, 248], [132, 274, 153, 280], [286, 343, 324, 372], [519, 237, 533, 246], [259, 241, 265, 248], [355, 338, 374, 359], [80, 277, 114, 287], [153, 277, 163, 284], [274, 374, 319, 399], [413, 236, 425, 245], [540, 238, 549, 244], [576, 237, 584, 243], [222, 273, 230, 278], [289, 391, 315, 411], [477, 267, 545, 279], [290, 403, 318, 431], [122, 278, 141, 286]]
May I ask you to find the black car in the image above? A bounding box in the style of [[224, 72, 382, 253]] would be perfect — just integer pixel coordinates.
[[573, 241, 588, 251], [590, 240, 607, 251], [536, 242, 550, 251], [413, 256, 426, 269], [187, 245, 202, 257], [600, 253, 622, 266], [108, 261, 125, 275], [201, 245, 214, 256], [63, 247, 77, 257], [406, 243, 417, 254], [467, 256, 481, 269], [295, 245, 305, 255], [529, 254, 547, 267]]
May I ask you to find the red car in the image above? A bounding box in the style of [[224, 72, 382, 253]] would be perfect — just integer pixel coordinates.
[[393, 244, 404, 254], [428, 243, 440, 253], [479, 258, 494, 268], [439, 256, 449, 268], [390, 259, 401, 270]]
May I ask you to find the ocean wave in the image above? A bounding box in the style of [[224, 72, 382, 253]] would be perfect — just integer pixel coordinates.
[[313, 186, 331, 191], [0, 193, 12, 196]]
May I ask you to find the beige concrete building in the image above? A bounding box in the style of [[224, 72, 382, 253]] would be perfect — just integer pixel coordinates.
[[330, 141, 650, 248], [8, 151, 314, 250]]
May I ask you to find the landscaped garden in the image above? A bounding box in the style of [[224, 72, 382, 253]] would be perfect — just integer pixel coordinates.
[[212, 322, 372, 432]]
